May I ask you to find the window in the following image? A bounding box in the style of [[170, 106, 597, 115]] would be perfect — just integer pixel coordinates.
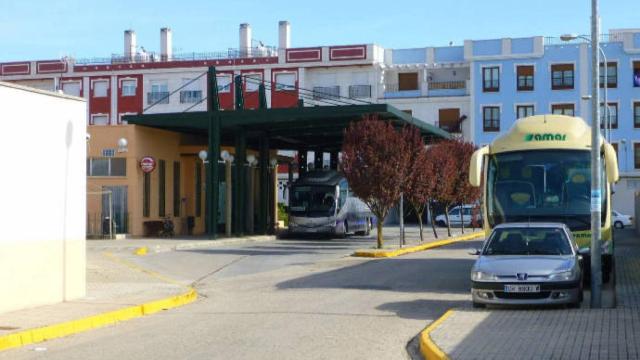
[[121, 79, 137, 96], [275, 73, 296, 91], [516, 105, 535, 119], [62, 81, 81, 97], [217, 74, 232, 93], [634, 102, 640, 128], [633, 61, 640, 87], [143, 173, 150, 217], [148, 81, 169, 104], [483, 106, 500, 132], [87, 157, 126, 176], [173, 161, 181, 217], [635, 143, 640, 169], [398, 72, 419, 91], [158, 160, 166, 217], [599, 62, 617, 88], [93, 80, 108, 97], [244, 73, 262, 92], [552, 104, 575, 116], [482, 67, 500, 92], [195, 162, 202, 217], [91, 114, 109, 126], [349, 85, 371, 98], [516, 65, 534, 91], [551, 64, 574, 90], [600, 103, 618, 129]]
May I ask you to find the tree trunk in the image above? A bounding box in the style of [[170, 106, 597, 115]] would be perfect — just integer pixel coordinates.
[[376, 220, 384, 249], [460, 203, 465, 234], [444, 205, 451, 237], [417, 209, 424, 242], [428, 203, 438, 239]]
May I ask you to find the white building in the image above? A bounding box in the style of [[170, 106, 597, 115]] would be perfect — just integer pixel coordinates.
[[0, 82, 86, 313]]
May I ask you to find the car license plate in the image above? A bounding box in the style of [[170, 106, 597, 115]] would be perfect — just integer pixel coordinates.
[[504, 284, 540, 293]]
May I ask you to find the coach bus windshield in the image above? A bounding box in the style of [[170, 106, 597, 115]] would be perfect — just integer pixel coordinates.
[[486, 150, 606, 230], [289, 185, 337, 217]]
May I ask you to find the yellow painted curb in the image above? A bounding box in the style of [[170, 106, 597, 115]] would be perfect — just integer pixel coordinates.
[[0, 253, 197, 352], [353, 231, 485, 258], [419, 309, 454, 360], [134, 246, 148, 256]]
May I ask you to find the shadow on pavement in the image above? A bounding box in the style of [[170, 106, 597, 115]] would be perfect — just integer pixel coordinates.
[[377, 299, 470, 320], [277, 258, 476, 294], [181, 248, 317, 256]]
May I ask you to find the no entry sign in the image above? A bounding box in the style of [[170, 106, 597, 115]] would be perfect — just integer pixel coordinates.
[[140, 156, 156, 173]]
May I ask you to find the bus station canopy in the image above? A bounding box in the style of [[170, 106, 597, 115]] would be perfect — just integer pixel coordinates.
[[124, 103, 451, 150]]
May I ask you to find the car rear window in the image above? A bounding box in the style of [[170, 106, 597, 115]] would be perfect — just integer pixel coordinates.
[[483, 227, 572, 256]]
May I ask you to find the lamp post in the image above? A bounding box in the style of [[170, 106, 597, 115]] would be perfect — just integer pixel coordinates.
[[560, 34, 609, 142], [561, 1, 603, 307], [221, 150, 233, 237]]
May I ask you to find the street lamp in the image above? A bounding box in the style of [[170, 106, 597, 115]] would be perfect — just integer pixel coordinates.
[[560, 34, 610, 142], [564, 0, 603, 308], [117, 137, 128, 153], [198, 150, 208, 163]]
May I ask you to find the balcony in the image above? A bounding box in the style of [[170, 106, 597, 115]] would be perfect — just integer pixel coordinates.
[[427, 81, 468, 97], [147, 92, 170, 105], [180, 90, 203, 104], [383, 83, 421, 99], [312, 86, 340, 100], [348, 85, 371, 98]]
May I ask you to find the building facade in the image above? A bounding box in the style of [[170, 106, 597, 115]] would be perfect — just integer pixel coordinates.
[[2, 23, 640, 234]]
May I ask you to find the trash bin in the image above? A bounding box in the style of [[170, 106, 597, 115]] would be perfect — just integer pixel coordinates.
[[187, 216, 195, 235]]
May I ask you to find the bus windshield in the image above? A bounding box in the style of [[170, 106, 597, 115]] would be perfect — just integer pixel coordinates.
[[487, 150, 606, 230], [289, 185, 337, 217]]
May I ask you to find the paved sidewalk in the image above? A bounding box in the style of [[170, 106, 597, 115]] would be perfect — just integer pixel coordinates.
[[365, 225, 475, 250], [88, 234, 275, 253], [427, 229, 640, 360], [0, 250, 188, 346]]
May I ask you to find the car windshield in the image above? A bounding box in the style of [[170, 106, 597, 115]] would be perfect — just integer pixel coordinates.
[[483, 227, 573, 256]]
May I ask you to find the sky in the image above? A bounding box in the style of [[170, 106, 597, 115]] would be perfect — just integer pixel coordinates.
[[0, 0, 637, 62]]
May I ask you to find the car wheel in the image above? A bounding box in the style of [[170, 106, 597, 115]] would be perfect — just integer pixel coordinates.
[[614, 221, 624, 229], [472, 302, 485, 309], [437, 220, 446, 227]]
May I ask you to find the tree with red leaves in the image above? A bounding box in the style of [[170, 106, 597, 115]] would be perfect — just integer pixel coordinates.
[[402, 126, 435, 242], [452, 140, 481, 233], [341, 115, 410, 249]]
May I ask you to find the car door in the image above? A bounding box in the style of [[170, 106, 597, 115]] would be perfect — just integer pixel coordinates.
[[448, 207, 461, 226]]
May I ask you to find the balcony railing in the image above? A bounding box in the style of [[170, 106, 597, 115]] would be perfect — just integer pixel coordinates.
[[428, 81, 466, 90], [180, 90, 203, 104], [348, 85, 371, 98], [75, 46, 278, 66], [147, 91, 170, 105], [312, 86, 340, 100], [384, 83, 419, 92]]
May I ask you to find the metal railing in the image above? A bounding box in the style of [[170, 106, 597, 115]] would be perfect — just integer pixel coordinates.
[[180, 90, 203, 104], [436, 120, 462, 133], [75, 46, 278, 66], [348, 85, 371, 98], [312, 86, 340, 100], [428, 81, 466, 90], [384, 83, 419, 92], [147, 91, 170, 104]]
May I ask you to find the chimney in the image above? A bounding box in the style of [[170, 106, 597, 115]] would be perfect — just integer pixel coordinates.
[[160, 27, 173, 61], [239, 23, 252, 57], [124, 30, 136, 60], [278, 21, 291, 49]]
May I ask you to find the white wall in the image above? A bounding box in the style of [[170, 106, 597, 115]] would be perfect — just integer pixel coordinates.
[[0, 82, 86, 314]]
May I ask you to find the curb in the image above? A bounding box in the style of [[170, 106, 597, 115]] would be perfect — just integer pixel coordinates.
[[352, 231, 485, 258], [0, 254, 198, 352], [419, 309, 454, 360]]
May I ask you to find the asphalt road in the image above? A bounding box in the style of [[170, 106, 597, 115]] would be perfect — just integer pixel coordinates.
[[4, 234, 482, 360]]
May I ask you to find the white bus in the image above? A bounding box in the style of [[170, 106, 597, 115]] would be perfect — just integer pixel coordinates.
[[288, 170, 373, 236]]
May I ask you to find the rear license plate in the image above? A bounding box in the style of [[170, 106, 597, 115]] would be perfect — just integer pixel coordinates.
[[504, 284, 540, 293]]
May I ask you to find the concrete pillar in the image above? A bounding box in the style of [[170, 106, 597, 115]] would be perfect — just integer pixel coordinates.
[[205, 116, 220, 238], [259, 136, 270, 234], [124, 30, 136, 61]]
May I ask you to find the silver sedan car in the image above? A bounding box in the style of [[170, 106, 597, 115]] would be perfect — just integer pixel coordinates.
[[470, 223, 584, 308]]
